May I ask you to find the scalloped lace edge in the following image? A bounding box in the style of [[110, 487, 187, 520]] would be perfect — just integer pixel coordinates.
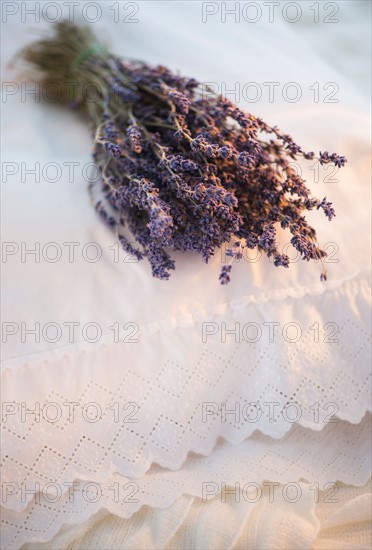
[[3, 476, 371, 549], [3, 411, 371, 514]]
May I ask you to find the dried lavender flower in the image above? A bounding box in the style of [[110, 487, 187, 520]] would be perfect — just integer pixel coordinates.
[[23, 21, 346, 284]]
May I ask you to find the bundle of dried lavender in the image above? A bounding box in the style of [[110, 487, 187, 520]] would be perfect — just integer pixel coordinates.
[[23, 21, 346, 284]]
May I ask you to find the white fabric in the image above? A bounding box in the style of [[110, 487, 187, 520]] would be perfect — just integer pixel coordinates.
[[1, 303, 371, 505], [1, 0, 371, 501], [2, 2, 371, 367], [2, 414, 371, 548], [1, 1, 371, 549], [19, 481, 372, 550]]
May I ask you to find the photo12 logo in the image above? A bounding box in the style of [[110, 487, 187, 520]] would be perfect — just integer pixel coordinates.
[[201, 481, 340, 503], [2, 400, 140, 425], [1, 2, 140, 24], [1, 321, 140, 344], [200, 81, 340, 104], [201, 321, 340, 344], [201, 2, 340, 24], [201, 401, 340, 424], [1, 480, 140, 505]]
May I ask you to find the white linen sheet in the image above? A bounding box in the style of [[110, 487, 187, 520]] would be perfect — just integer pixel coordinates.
[[1, 1, 371, 548]]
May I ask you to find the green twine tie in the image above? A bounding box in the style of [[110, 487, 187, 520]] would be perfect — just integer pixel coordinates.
[[70, 43, 108, 78], [69, 43, 108, 103]]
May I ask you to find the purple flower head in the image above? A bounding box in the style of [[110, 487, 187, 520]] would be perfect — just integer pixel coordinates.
[[218, 146, 234, 159], [319, 151, 347, 168], [259, 225, 276, 251], [274, 254, 290, 268], [126, 124, 143, 154], [168, 155, 199, 173], [168, 89, 190, 115], [102, 141, 121, 158], [219, 264, 232, 285], [118, 234, 144, 261], [237, 151, 254, 168], [317, 197, 336, 221]]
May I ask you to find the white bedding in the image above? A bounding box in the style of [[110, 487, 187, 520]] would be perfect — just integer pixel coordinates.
[[1, 1, 371, 549]]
